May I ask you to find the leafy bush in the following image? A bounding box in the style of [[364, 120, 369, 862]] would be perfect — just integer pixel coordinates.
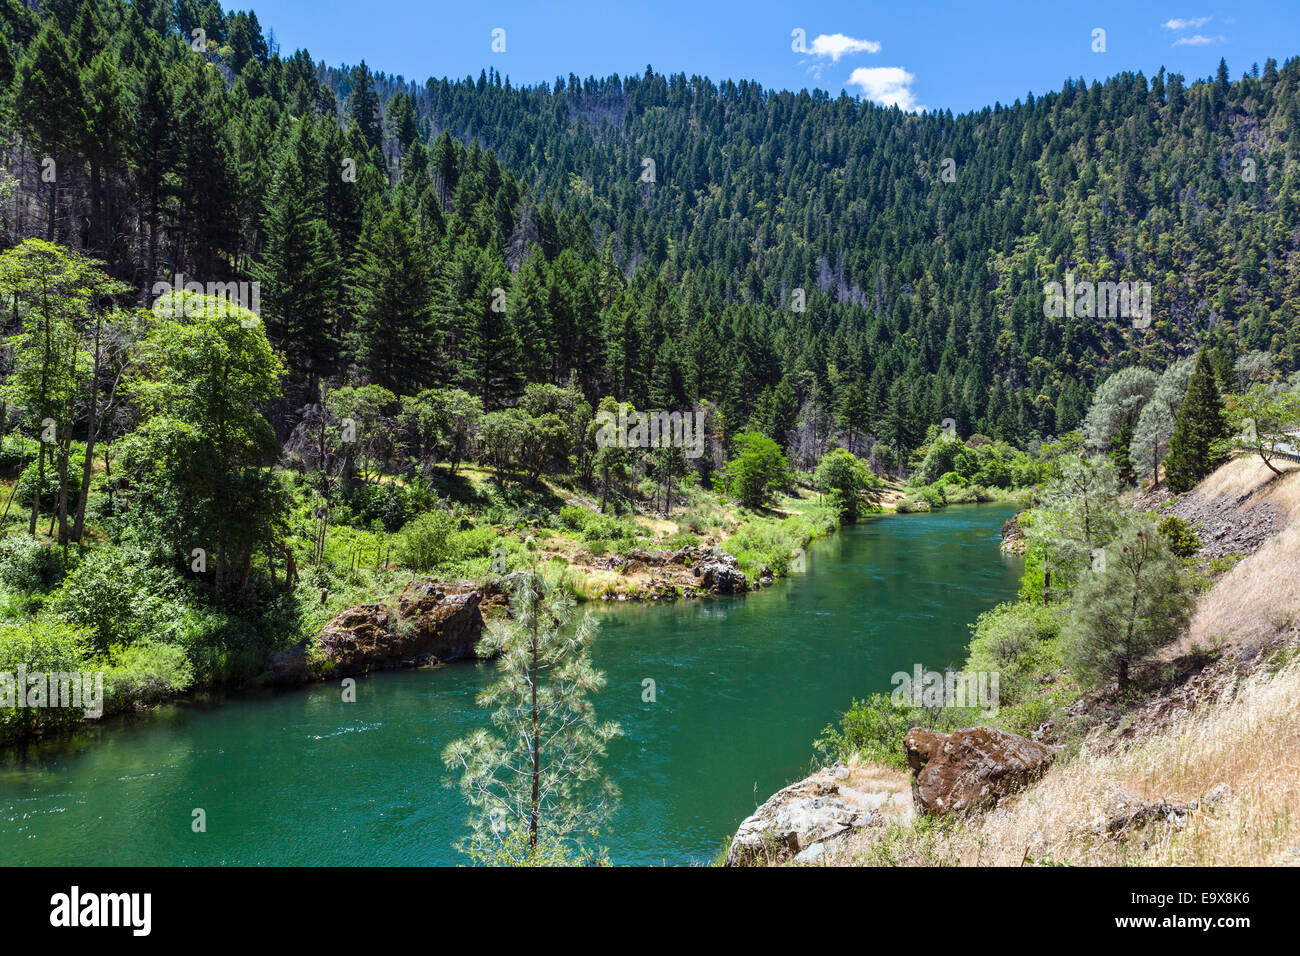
[[0, 615, 94, 742], [334, 481, 436, 532], [965, 601, 1064, 707], [721, 508, 834, 578], [0, 535, 67, 594], [15, 452, 86, 512], [918, 485, 947, 509], [1157, 515, 1202, 558], [395, 511, 458, 571], [814, 448, 880, 520], [558, 505, 592, 531], [104, 641, 195, 711], [50, 546, 188, 652], [814, 693, 979, 769], [720, 433, 788, 509], [913, 438, 962, 486]]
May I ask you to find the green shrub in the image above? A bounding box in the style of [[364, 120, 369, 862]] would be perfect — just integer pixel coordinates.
[[0, 615, 95, 743], [558, 505, 593, 532], [1157, 515, 1202, 558], [0, 535, 67, 594], [15, 452, 86, 513], [814, 693, 979, 769], [965, 601, 1064, 708], [720, 432, 789, 509], [918, 485, 947, 509], [104, 641, 195, 712], [721, 509, 834, 578], [395, 511, 458, 571], [50, 546, 188, 652], [334, 481, 434, 532]]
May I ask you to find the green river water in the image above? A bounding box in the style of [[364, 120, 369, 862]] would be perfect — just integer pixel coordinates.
[[0, 503, 1022, 866]]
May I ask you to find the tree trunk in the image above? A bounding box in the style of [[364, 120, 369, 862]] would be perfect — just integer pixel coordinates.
[[72, 310, 104, 544], [46, 164, 56, 242], [29, 441, 45, 537], [529, 601, 541, 851]]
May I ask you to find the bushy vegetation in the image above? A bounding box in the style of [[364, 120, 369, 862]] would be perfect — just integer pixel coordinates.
[[814, 693, 981, 769], [720, 506, 836, 579], [902, 432, 1042, 510]]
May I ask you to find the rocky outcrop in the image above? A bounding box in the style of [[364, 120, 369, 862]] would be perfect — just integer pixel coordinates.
[[725, 763, 912, 866], [586, 545, 749, 597], [693, 550, 748, 594], [1000, 512, 1026, 554], [904, 726, 1057, 816], [1066, 783, 1230, 844], [319, 584, 484, 674], [265, 640, 311, 685], [264, 582, 488, 684]]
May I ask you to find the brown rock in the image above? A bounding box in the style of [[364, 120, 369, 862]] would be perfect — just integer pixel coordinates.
[[904, 726, 1056, 816], [317, 586, 485, 675]]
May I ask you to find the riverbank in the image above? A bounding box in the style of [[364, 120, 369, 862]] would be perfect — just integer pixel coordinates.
[[734, 455, 1300, 867], [0, 471, 849, 746], [0, 503, 1024, 865]]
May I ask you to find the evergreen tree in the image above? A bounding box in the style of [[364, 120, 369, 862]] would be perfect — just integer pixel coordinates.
[[1067, 523, 1196, 693], [346, 206, 438, 393], [14, 21, 88, 240], [443, 569, 621, 865], [255, 125, 343, 383], [348, 61, 382, 153], [1164, 351, 1230, 493]]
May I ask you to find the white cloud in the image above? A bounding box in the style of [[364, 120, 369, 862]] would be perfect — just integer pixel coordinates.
[[1172, 33, 1226, 46], [847, 67, 925, 111], [1162, 16, 1211, 30], [807, 33, 882, 61]]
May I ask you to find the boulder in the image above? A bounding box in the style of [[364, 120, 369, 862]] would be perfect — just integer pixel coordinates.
[[725, 763, 912, 866], [1000, 512, 1027, 554], [904, 726, 1056, 816], [263, 584, 489, 684], [317, 585, 485, 675], [692, 548, 748, 594]]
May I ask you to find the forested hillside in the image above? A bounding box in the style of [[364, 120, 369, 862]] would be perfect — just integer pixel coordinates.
[[2, 0, 1299, 461], [0, 0, 1298, 738]]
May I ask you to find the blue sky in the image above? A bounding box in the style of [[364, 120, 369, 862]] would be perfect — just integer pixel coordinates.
[[249, 0, 1300, 113]]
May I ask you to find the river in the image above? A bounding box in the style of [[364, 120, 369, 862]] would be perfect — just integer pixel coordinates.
[[0, 503, 1022, 866]]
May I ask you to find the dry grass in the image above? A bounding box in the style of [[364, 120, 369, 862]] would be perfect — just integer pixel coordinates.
[[819, 656, 1300, 867], [1178, 464, 1300, 655], [1185, 519, 1300, 652], [1193, 454, 1299, 502]]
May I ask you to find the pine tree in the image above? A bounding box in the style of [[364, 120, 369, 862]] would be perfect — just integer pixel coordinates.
[[348, 61, 382, 153], [15, 21, 88, 241], [385, 90, 419, 154], [458, 248, 522, 407], [443, 569, 621, 865], [255, 125, 343, 383], [1164, 351, 1229, 493], [346, 205, 438, 393], [1067, 523, 1196, 692]]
